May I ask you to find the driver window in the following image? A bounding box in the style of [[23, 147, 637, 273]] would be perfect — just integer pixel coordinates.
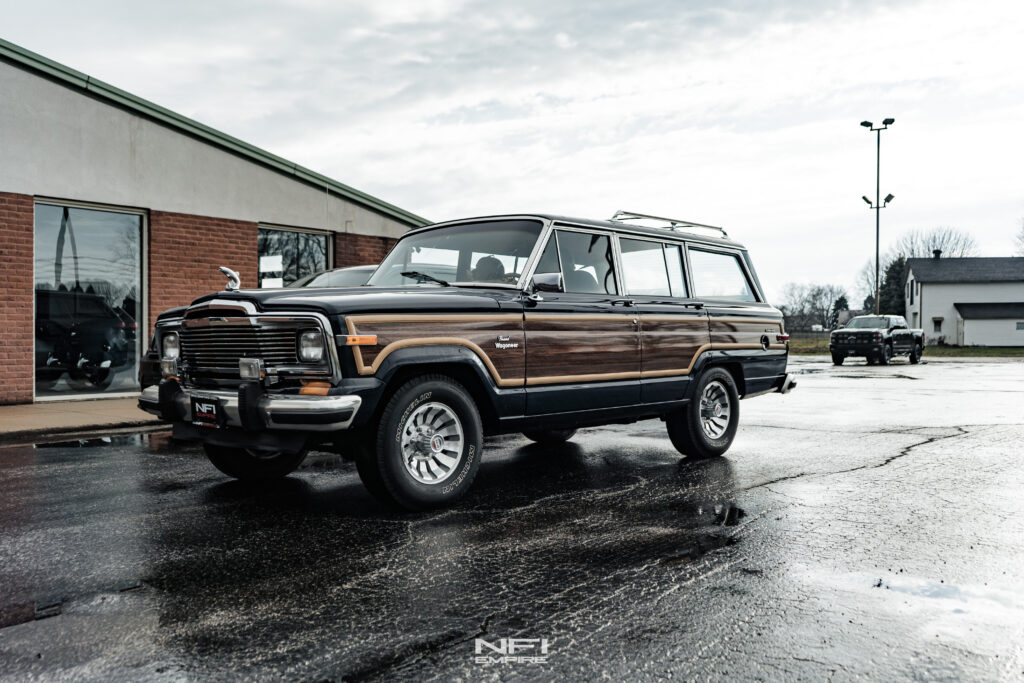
[[554, 230, 617, 295]]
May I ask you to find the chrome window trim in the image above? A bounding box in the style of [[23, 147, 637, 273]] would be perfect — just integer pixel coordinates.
[[368, 216, 549, 291], [543, 224, 623, 296], [683, 245, 764, 304], [614, 233, 693, 299]]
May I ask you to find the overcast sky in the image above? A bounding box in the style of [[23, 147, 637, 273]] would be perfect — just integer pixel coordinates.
[[4, 0, 1023, 303]]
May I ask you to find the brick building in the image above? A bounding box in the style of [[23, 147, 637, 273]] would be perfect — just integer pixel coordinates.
[[0, 38, 427, 405]]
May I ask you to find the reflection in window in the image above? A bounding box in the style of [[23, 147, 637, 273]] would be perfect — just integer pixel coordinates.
[[620, 238, 671, 296], [555, 231, 617, 294], [34, 203, 143, 397], [688, 249, 756, 301], [368, 220, 542, 286], [258, 227, 329, 287], [664, 244, 688, 297]]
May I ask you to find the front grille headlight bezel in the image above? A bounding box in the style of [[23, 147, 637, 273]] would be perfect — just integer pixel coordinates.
[[297, 329, 326, 363], [162, 331, 181, 360]]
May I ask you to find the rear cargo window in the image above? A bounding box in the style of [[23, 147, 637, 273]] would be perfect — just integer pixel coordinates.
[[688, 249, 757, 302]]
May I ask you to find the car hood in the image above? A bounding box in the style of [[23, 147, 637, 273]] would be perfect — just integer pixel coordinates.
[[189, 286, 519, 315]]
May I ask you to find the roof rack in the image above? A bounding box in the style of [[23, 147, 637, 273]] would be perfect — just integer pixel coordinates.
[[609, 210, 729, 238]]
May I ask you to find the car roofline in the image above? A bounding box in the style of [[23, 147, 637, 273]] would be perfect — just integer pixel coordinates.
[[402, 213, 748, 249]]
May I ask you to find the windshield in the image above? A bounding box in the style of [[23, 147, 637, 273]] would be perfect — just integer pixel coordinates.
[[367, 220, 543, 287], [846, 316, 889, 329], [291, 267, 374, 288]]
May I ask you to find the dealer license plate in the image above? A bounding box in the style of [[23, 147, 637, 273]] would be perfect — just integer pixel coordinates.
[[191, 396, 223, 428]]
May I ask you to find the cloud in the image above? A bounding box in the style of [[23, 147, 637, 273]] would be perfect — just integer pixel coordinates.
[[3, 0, 1024, 301]]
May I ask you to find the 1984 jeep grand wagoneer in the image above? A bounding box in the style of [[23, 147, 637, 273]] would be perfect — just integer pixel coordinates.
[[140, 211, 795, 509]]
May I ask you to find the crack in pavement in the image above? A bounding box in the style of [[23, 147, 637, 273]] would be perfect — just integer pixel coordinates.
[[743, 426, 971, 492]]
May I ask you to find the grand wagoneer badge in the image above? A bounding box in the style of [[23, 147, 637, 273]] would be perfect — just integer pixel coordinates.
[[495, 335, 519, 350]]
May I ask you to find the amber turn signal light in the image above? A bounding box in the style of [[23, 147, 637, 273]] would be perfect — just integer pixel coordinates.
[[344, 335, 378, 346], [299, 381, 331, 396]]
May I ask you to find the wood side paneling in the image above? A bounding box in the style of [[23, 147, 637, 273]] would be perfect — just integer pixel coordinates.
[[640, 316, 711, 376], [709, 317, 787, 350], [346, 315, 525, 386], [525, 314, 639, 384]]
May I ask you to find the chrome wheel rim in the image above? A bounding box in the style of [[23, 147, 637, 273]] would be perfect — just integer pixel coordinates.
[[699, 380, 732, 440], [400, 402, 464, 484]]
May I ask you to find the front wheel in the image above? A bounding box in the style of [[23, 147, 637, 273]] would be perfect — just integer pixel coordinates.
[[357, 375, 483, 510], [878, 344, 892, 365], [523, 429, 577, 445], [665, 367, 740, 460], [203, 443, 308, 480], [909, 343, 922, 364], [831, 353, 845, 366]]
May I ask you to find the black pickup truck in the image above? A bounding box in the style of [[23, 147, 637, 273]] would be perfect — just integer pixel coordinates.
[[829, 315, 924, 365]]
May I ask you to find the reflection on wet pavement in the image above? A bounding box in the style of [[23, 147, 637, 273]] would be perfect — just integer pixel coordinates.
[[1, 358, 1022, 679]]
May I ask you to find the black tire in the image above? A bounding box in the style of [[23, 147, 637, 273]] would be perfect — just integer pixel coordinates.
[[909, 343, 922, 364], [356, 375, 483, 511], [831, 353, 845, 366], [866, 355, 876, 365], [878, 344, 892, 365], [522, 429, 577, 444], [203, 443, 308, 480], [665, 367, 740, 460]]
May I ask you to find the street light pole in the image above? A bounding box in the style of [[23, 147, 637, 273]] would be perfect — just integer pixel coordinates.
[[861, 118, 895, 314]]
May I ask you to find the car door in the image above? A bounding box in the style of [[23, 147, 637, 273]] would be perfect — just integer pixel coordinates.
[[616, 235, 710, 405], [890, 316, 913, 353], [523, 227, 640, 415]]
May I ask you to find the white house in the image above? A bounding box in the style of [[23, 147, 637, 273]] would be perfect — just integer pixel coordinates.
[[904, 252, 1024, 346]]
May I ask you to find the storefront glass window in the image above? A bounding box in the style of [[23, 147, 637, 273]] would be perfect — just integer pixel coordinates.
[[34, 203, 143, 398], [257, 227, 329, 287]]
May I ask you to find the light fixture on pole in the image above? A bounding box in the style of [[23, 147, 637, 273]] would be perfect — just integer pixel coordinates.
[[860, 117, 895, 314]]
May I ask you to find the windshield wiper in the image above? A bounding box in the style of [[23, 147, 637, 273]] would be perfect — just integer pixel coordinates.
[[400, 271, 450, 287]]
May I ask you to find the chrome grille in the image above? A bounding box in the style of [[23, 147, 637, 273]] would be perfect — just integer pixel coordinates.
[[180, 322, 301, 373]]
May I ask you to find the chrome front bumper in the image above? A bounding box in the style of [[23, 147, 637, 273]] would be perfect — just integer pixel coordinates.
[[139, 384, 361, 432]]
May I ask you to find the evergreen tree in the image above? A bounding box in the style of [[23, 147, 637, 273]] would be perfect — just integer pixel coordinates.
[[878, 256, 907, 315]]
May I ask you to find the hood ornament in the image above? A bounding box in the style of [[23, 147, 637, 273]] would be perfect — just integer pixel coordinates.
[[218, 266, 240, 291]]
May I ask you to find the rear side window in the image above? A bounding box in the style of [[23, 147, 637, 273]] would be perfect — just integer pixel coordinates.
[[620, 238, 670, 296], [688, 249, 757, 301], [620, 239, 690, 298]]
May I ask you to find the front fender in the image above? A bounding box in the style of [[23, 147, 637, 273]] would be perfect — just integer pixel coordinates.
[[351, 344, 524, 429]]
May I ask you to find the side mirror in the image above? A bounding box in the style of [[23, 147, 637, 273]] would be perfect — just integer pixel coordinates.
[[532, 272, 564, 293]]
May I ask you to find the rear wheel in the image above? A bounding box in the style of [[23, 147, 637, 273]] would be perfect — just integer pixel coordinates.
[[665, 367, 739, 460], [831, 353, 845, 366], [203, 443, 308, 480], [522, 429, 577, 445], [909, 343, 922, 364], [356, 375, 483, 510]]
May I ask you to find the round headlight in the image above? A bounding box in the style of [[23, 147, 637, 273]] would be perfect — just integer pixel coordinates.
[[162, 331, 180, 360], [298, 330, 325, 362]]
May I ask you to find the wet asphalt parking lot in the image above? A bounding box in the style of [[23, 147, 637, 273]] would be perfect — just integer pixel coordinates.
[[1, 356, 1022, 681]]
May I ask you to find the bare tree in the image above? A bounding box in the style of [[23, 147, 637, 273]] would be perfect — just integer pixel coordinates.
[[1015, 219, 1024, 256], [806, 284, 848, 329], [778, 282, 849, 330], [895, 227, 978, 258]]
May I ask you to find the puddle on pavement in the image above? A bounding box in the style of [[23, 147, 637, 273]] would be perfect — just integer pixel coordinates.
[[34, 434, 146, 449], [832, 373, 920, 380]]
